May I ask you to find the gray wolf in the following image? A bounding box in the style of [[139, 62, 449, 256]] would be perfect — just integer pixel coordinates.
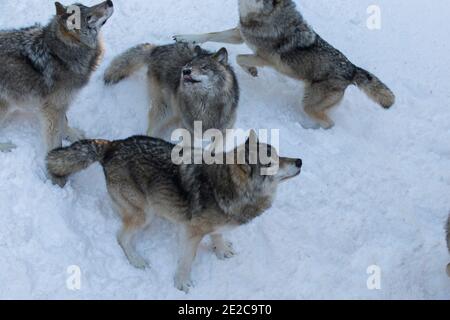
[[0, 1, 114, 155], [104, 43, 239, 140], [46, 131, 302, 293], [174, 0, 395, 129]]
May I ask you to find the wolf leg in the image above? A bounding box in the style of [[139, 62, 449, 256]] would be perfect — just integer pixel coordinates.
[[147, 76, 171, 137], [40, 96, 73, 185], [0, 99, 16, 152], [40, 107, 65, 152], [236, 54, 269, 77], [174, 27, 243, 45], [40, 95, 71, 153], [174, 226, 204, 293], [211, 234, 235, 260], [303, 82, 345, 130], [117, 206, 154, 270]]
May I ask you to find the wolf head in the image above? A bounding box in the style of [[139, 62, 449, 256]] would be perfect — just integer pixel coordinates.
[[180, 47, 231, 92], [54, 1, 114, 48], [239, 0, 285, 17], [231, 130, 302, 191], [217, 130, 301, 224]]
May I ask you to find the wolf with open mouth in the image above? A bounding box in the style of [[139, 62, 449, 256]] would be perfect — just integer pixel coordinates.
[[104, 42, 239, 141]]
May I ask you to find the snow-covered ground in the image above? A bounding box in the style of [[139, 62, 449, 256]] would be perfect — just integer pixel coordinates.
[[0, 0, 449, 299]]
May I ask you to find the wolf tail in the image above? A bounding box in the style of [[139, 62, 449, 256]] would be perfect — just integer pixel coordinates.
[[354, 67, 396, 109], [104, 43, 155, 85], [47, 140, 112, 179]]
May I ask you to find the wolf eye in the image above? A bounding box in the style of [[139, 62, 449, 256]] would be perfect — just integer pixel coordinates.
[[201, 65, 208, 71]]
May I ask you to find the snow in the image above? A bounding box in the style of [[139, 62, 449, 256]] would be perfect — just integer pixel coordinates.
[[1, 0, 449, 299]]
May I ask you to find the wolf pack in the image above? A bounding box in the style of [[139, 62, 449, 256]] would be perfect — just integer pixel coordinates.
[[0, 0, 448, 293]]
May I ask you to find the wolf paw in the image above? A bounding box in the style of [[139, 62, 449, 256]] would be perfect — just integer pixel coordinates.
[[214, 241, 236, 260], [242, 67, 258, 77], [300, 115, 334, 130], [128, 255, 151, 270], [174, 275, 195, 294], [319, 120, 335, 130], [248, 67, 258, 77], [0, 142, 17, 153]]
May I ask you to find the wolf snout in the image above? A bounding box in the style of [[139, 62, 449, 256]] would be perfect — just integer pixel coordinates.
[[183, 68, 192, 76], [106, 0, 113, 8], [295, 159, 302, 169]]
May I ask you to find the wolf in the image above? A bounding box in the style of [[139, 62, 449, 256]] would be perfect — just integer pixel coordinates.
[[46, 130, 302, 293], [104, 43, 239, 141], [174, 0, 396, 129], [0, 1, 114, 154]]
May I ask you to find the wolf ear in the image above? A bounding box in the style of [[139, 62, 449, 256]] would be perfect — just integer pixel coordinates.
[[55, 2, 66, 16], [213, 48, 228, 64]]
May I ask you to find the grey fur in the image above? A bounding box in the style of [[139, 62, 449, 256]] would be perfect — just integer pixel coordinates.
[[174, 0, 395, 129], [46, 133, 302, 292], [104, 43, 239, 139], [103, 43, 155, 85], [0, 1, 114, 156]]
